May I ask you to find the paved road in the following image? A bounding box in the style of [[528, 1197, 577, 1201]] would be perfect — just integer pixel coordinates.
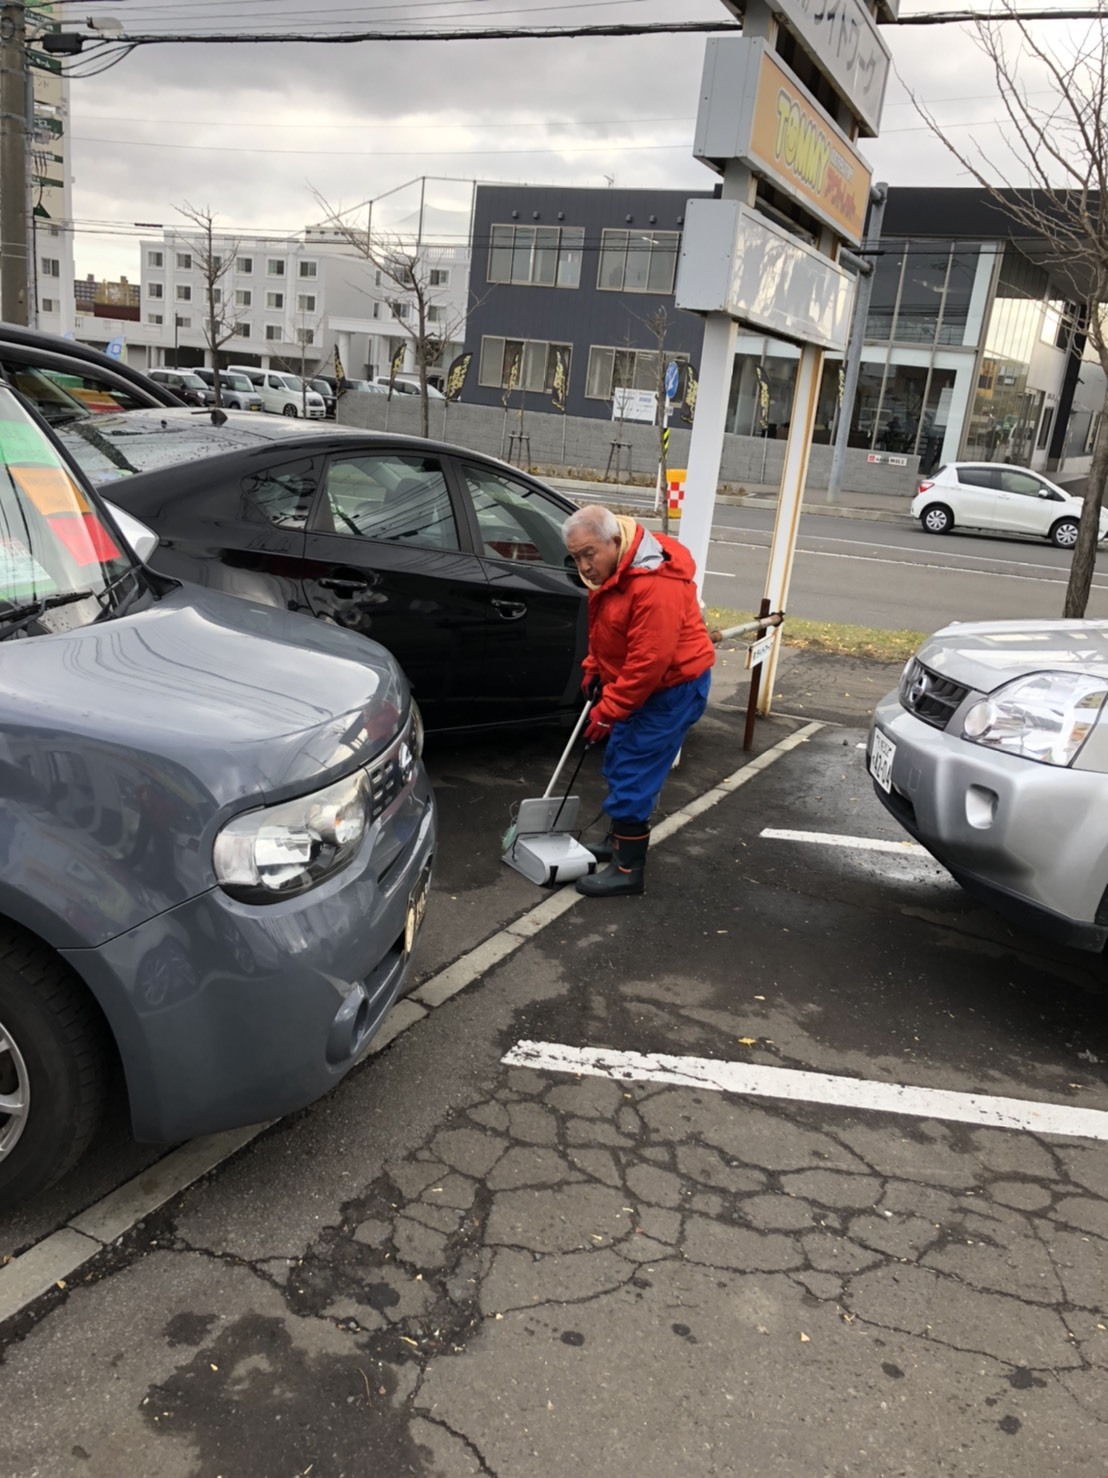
[[698, 507, 1108, 629], [3, 688, 1108, 1475]]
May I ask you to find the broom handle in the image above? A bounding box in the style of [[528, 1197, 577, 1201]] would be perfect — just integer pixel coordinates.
[[542, 702, 593, 799]]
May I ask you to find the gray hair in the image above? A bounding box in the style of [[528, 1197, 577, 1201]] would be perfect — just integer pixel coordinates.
[[563, 504, 620, 545]]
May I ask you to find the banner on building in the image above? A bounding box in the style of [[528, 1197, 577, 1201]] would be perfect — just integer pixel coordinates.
[[387, 343, 406, 396], [333, 345, 347, 396], [682, 365, 699, 424], [502, 346, 521, 408], [755, 365, 770, 431], [444, 351, 472, 402], [551, 349, 568, 413]]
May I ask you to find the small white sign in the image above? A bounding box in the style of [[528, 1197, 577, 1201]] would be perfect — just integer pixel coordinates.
[[746, 632, 775, 670], [612, 387, 657, 424]]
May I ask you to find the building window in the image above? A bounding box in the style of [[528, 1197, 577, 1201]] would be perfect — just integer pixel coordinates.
[[175, 316, 191, 329], [267, 258, 285, 277], [176, 284, 191, 301], [236, 255, 253, 274], [430, 267, 450, 287], [235, 289, 252, 307], [212, 287, 222, 304], [147, 282, 163, 300], [234, 322, 251, 338], [265, 324, 282, 341], [427, 304, 445, 323], [298, 260, 318, 279], [374, 269, 383, 287], [40, 256, 60, 277], [41, 297, 55, 312], [266, 291, 284, 309], [393, 301, 410, 321], [48, 226, 59, 238], [146, 313, 163, 325], [596, 229, 680, 294], [176, 251, 192, 270], [478, 336, 570, 394], [147, 249, 163, 268], [372, 302, 381, 319], [296, 293, 316, 312], [212, 255, 222, 271], [585, 345, 687, 399], [488, 223, 584, 287], [296, 327, 315, 346]]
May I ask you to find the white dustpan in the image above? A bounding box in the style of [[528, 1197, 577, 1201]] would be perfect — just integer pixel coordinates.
[[501, 703, 598, 886]]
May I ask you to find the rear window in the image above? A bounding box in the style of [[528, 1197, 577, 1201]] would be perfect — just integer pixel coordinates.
[[56, 416, 278, 486]]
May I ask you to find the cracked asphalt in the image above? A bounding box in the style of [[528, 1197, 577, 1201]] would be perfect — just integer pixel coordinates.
[[2, 648, 1108, 1477]]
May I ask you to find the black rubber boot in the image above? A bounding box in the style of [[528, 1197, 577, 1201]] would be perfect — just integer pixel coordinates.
[[576, 821, 650, 897], [584, 828, 614, 863]]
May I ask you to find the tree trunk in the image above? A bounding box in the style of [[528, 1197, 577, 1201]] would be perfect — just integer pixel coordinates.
[[1063, 384, 1108, 617]]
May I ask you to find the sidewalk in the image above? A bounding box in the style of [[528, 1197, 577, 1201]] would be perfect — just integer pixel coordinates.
[[548, 473, 914, 525]]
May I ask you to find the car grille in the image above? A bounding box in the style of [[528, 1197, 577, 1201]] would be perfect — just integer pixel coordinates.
[[899, 658, 970, 730], [368, 750, 405, 823]]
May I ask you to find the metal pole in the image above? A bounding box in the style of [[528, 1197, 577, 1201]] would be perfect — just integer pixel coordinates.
[[743, 597, 771, 751], [827, 182, 887, 504], [0, 0, 29, 325]]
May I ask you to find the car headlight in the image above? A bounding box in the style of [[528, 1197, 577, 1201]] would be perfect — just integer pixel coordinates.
[[214, 770, 369, 902], [961, 671, 1108, 766]]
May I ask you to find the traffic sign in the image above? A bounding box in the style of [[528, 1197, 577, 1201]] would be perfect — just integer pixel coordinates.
[[664, 361, 680, 400]]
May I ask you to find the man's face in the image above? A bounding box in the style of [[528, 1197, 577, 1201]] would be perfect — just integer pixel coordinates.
[[565, 527, 621, 586]]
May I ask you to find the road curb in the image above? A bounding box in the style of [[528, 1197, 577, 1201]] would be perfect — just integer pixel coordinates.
[[0, 721, 823, 1334]]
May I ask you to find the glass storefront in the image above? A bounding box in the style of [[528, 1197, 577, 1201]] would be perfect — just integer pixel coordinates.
[[963, 249, 1051, 463]]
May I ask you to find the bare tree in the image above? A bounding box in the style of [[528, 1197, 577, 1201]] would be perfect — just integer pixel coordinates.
[[309, 190, 465, 437], [174, 203, 241, 408], [911, 8, 1108, 616]]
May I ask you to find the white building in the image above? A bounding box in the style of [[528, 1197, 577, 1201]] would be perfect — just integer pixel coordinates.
[[134, 227, 470, 384], [28, 3, 75, 336]]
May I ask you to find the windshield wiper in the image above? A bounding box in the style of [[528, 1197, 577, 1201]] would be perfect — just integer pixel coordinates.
[[0, 588, 94, 639], [93, 562, 144, 617]]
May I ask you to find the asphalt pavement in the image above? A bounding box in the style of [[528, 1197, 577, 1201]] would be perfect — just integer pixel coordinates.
[[3, 648, 1108, 1478]]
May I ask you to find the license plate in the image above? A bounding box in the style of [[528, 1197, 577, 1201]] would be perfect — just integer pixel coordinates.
[[869, 728, 896, 793], [404, 864, 431, 955]]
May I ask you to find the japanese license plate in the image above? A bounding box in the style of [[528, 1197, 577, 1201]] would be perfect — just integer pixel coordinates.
[[869, 728, 896, 793]]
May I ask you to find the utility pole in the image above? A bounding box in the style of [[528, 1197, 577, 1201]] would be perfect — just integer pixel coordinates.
[[0, 0, 29, 325]]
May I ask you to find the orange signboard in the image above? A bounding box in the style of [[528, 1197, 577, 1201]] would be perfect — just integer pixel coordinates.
[[747, 48, 871, 247]]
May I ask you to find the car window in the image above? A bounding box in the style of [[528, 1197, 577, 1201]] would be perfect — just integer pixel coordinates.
[[997, 469, 1044, 496], [1, 364, 90, 427], [244, 458, 318, 530], [316, 453, 459, 550], [956, 466, 1000, 489], [462, 464, 571, 566]]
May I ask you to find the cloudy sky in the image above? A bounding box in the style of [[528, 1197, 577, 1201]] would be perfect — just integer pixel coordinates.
[[57, 0, 1084, 280]]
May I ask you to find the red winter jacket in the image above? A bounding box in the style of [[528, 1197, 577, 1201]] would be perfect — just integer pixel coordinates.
[[582, 523, 715, 725]]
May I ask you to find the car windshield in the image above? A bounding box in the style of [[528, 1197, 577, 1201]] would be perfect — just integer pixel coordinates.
[[0, 386, 140, 635], [223, 374, 252, 391], [178, 373, 206, 389], [282, 375, 305, 392]]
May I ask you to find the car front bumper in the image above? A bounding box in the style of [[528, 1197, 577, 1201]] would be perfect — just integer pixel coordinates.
[[869, 693, 1108, 950], [63, 769, 436, 1140]]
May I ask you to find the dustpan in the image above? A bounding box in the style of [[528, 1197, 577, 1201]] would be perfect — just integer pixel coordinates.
[[501, 703, 598, 886]]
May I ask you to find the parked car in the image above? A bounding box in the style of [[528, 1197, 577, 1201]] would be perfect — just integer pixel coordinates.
[[147, 367, 215, 407], [912, 463, 1108, 548], [868, 617, 1108, 950], [309, 377, 337, 418], [57, 410, 588, 732], [227, 365, 326, 419], [370, 375, 447, 400], [0, 321, 183, 424], [0, 382, 434, 1202], [194, 368, 265, 413]]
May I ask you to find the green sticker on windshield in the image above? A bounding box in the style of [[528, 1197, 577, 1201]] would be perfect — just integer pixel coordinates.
[[0, 537, 57, 603], [0, 420, 58, 467]]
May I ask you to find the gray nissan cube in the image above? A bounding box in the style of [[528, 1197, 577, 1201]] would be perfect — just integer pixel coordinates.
[[0, 383, 435, 1203]]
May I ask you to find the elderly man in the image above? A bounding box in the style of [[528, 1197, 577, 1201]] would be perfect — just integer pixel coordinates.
[[563, 504, 715, 897]]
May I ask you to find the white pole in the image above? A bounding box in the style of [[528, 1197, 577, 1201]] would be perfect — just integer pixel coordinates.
[[679, 311, 738, 594]]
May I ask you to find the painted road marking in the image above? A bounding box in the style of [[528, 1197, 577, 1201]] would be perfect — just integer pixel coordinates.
[[706, 569, 736, 577], [760, 827, 928, 856], [725, 523, 1092, 577], [0, 722, 825, 1328], [502, 1041, 1108, 1143]]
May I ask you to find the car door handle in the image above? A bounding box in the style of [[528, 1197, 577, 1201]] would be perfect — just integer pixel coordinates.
[[318, 575, 369, 593], [491, 598, 527, 620]]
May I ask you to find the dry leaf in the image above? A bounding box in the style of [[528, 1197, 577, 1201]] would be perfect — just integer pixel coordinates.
[[799, 1332, 810, 1343], [737, 1037, 757, 1047]]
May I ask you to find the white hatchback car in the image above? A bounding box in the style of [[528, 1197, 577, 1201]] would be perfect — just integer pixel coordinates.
[[912, 463, 1108, 548]]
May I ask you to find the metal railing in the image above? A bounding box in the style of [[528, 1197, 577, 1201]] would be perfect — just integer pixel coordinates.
[[708, 605, 786, 750]]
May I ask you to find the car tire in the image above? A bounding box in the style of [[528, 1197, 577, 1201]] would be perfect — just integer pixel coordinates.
[[0, 926, 110, 1201], [920, 503, 953, 535], [1050, 518, 1079, 549], [283, 403, 299, 418]]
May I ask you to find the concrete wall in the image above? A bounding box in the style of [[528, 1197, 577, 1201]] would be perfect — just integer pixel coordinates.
[[337, 392, 922, 498]]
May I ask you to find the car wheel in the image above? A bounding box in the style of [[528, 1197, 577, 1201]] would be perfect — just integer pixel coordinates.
[[283, 403, 299, 418], [920, 503, 953, 535], [1051, 518, 1079, 548], [0, 926, 110, 1201]]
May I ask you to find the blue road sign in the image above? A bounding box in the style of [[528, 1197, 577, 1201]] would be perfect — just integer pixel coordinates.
[[664, 361, 680, 400]]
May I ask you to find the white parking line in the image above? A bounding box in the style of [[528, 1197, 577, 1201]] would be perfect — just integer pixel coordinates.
[[760, 827, 928, 856], [705, 569, 735, 577], [502, 1041, 1108, 1143], [0, 721, 825, 1328]]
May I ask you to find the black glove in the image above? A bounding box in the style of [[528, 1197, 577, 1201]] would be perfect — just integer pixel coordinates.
[[581, 674, 602, 703]]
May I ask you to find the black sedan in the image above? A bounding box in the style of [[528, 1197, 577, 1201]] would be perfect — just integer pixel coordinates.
[[58, 408, 587, 733]]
